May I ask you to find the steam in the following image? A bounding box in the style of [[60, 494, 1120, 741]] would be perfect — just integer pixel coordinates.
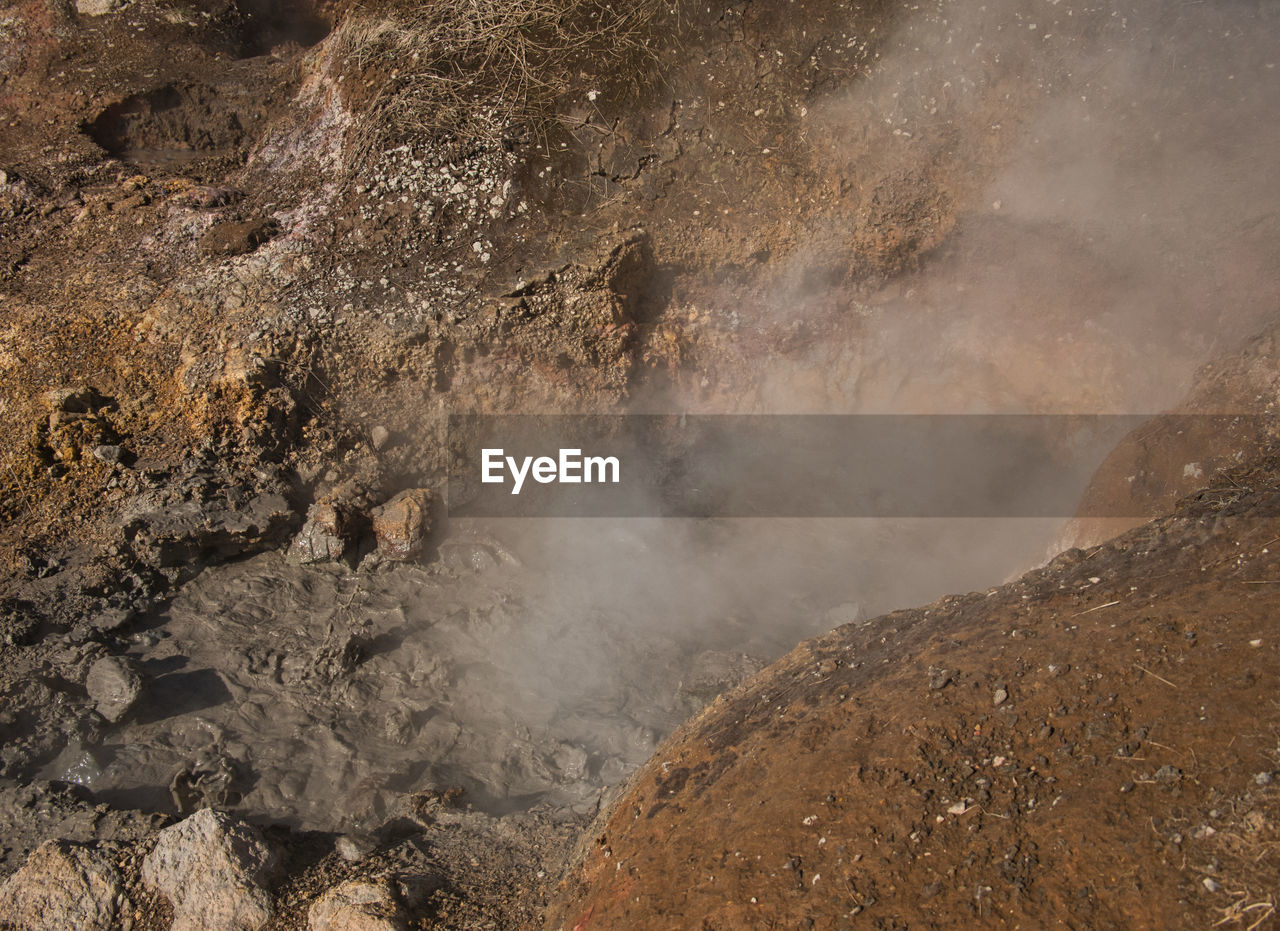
[[89, 0, 1280, 828], [421, 0, 1280, 813], [460, 0, 1280, 809], [737, 0, 1280, 414]]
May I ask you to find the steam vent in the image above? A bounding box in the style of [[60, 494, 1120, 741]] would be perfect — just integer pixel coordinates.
[[2, 0, 1280, 927]]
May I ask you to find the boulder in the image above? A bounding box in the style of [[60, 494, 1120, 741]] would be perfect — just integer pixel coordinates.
[[0, 839, 122, 930], [141, 808, 279, 931], [371, 489, 433, 561], [287, 502, 348, 564], [308, 879, 406, 931], [84, 655, 143, 723]]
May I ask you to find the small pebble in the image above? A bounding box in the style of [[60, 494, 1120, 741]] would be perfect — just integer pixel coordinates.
[[334, 834, 373, 861]]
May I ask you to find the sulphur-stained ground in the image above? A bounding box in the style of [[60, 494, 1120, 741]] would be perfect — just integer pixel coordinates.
[[1, 0, 1279, 927]]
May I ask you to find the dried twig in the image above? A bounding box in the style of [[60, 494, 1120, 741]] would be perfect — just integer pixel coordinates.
[[1216, 898, 1277, 931], [1072, 599, 1121, 617], [1135, 664, 1178, 688], [1248, 905, 1276, 931]]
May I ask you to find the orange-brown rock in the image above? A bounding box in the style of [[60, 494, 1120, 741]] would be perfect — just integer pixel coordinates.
[[371, 489, 433, 561]]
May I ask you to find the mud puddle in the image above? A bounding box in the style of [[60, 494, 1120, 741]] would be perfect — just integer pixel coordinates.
[[47, 516, 1060, 831]]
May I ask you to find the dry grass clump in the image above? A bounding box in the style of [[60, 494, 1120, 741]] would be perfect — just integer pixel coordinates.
[[335, 0, 670, 150]]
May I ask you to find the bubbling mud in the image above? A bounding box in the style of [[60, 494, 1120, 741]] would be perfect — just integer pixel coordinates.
[[55, 516, 1057, 830]]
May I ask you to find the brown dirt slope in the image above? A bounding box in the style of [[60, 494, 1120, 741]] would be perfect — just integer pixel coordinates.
[[1060, 325, 1280, 552], [548, 461, 1280, 929]]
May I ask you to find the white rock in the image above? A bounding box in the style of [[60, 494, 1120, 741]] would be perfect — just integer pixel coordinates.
[[76, 0, 119, 15], [308, 880, 406, 931], [142, 809, 279, 931]]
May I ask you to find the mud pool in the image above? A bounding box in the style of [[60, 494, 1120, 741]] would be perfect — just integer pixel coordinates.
[[47, 516, 1061, 831]]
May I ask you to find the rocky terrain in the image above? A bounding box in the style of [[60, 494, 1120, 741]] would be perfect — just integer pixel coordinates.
[[0, 0, 1278, 927]]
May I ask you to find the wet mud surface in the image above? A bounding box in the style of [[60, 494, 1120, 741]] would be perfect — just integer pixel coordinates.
[[54, 516, 1063, 833]]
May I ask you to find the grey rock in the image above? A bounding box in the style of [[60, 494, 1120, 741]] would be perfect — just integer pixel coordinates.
[[90, 607, 134, 632], [0, 839, 123, 930], [287, 502, 348, 565], [85, 655, 142, 723], [308, 879, 406, 931], [91, 444, 124, 464], [142, 808, 279, 931], [119, 488, 291, 569]]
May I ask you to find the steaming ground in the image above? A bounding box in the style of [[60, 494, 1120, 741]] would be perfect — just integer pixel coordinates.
[[32, 0, 1280, 839], [742, 0, 1280, 415], [52, 516, 1059, 830]]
